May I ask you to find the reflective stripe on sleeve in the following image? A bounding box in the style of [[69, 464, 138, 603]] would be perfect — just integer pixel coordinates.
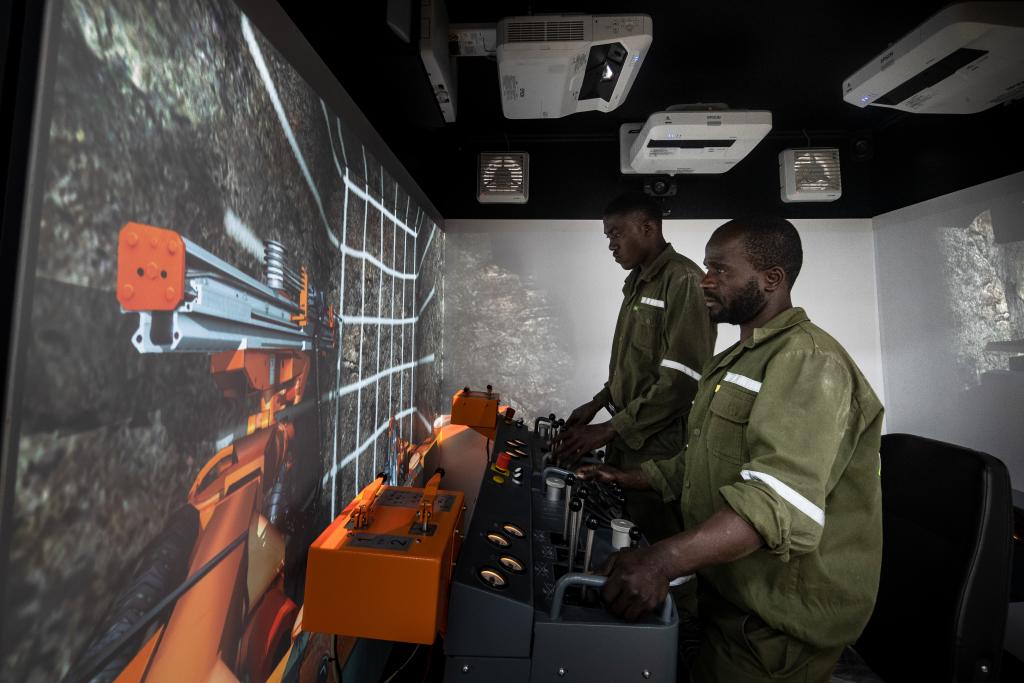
[[660, 359, 701, 381], [740, 470, 825, 527], [641, 297, 665, 308], [723, 372, 762, 393]]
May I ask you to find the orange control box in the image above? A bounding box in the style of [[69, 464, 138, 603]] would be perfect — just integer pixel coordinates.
[[451, 387, 500, 439], [303, 473, 464, 644]]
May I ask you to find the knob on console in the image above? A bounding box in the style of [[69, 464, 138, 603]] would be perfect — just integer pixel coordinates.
[[610, 518, 635, 550], [494, 451, 512, 472], [546, 476, 566, 502]]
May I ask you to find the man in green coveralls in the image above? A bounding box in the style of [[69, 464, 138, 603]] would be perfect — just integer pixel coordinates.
[[580, 216, 883, 683], [554, 191, 716, 542]]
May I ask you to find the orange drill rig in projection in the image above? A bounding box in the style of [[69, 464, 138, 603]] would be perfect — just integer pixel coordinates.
[[76, 223, 335, 683]]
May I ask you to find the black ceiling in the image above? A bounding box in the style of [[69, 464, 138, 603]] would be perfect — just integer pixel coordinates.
[[282, 1, 1024, 220]]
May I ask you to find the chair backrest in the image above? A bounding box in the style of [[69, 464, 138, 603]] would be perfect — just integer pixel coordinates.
[[855, 433, 1013, 683]]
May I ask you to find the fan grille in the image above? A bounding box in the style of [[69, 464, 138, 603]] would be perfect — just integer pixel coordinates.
[[478, 153, 529, 203], [505, 20, 585, 43], [792, 148, 841, 192], [480, 155, 526, 192]]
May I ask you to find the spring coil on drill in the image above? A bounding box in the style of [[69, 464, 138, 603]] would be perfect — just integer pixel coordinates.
[[263, 240, 304, 298], [263, 240, 288, 290]]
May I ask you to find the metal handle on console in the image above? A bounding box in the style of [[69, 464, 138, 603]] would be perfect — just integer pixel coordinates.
[[550, 573, 674, 625], [542, 466, 572, 482]]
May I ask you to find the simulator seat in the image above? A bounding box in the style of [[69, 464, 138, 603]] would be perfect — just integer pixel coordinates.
[[851, 433, 1014, 683]]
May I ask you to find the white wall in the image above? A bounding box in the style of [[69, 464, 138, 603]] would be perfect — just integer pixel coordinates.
[[874, 172, 1024, 488], [873, 172, 1024, 662], [445, 218, 884, 417]]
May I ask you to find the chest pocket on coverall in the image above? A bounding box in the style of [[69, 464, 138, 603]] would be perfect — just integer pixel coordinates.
[[631, 306, 662, 354], [707, 385, 755, 465]]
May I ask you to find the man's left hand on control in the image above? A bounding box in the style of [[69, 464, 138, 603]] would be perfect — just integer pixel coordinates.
[[599, 545, 672, 622], [553, 422, 616, 464]]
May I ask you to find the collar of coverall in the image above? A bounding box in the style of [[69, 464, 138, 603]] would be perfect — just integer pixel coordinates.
[[749, 306, 809, 346], [624, 243, 677, 290], [708, 307, 810, 374]]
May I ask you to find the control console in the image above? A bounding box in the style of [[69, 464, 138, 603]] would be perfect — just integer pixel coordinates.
[[444, 414, 678, 681]]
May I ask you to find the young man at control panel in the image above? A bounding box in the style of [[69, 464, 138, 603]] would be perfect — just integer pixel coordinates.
[[580, 216, 884, 683], [554, 191, 716, 543]]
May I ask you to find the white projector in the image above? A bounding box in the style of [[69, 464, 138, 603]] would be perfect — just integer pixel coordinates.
[[619, 107, 773, 175], [496, 14, 652, 119], [843, 2, 1024, 114]]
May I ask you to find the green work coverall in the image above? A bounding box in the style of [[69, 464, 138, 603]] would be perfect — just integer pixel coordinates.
[[641, 307, 884, 683], [594, 244, 716, 542]]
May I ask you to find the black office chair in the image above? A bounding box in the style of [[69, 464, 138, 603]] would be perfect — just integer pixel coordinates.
[[853, 433, 1014, 683]]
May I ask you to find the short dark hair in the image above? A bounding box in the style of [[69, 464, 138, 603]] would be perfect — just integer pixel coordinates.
[[603, 191, 662, 228], [718, 215, 803, 287]]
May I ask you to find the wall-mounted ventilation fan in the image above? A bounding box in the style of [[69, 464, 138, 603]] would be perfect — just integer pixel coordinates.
[[478, 152, 530, 203], [779, 148, 842, 203]]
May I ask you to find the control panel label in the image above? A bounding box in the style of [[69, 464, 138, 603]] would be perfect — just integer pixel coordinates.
[[345, 533, 413, 552], [378, 489, 456, 512]]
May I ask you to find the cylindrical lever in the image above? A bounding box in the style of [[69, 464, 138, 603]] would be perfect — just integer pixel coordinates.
[[562, 473, 577, 538], [572, 491, 587, 564], [583, 515, 599, 573], [567, 497, 583, 572]]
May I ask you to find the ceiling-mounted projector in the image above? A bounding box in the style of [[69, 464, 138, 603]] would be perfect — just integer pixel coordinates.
[[496, 14, 652, 119], [619, 105, 773, 175], [843, 2, 1024, 114]]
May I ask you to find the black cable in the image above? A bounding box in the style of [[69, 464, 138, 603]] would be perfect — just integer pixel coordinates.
[[382, 644, 420, 683], [66, 530, 248, 683], [418, 640, 436, 683], [332, 634, 344, 682]]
